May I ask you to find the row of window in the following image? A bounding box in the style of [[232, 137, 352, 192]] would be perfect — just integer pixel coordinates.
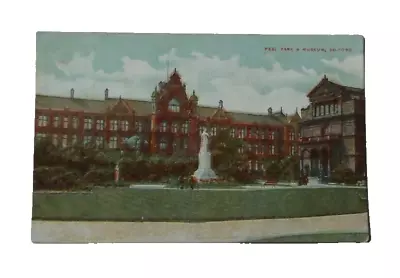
[[159, 138, 188, 151], [37, 115, 296, 140], [36, 133, 131, 149], [313, 103, 340, 117], [199, 126, 286, 140], [238, 145, 277, 155], [36, 133, 298, 155], [159, 121, 189, 133], [37, 115, 147, 132]]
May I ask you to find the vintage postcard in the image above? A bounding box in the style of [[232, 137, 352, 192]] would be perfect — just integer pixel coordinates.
[[32, 33, 369, 243]]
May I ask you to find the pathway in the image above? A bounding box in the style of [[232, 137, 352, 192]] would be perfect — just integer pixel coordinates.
[[31, 213, 369, 243]]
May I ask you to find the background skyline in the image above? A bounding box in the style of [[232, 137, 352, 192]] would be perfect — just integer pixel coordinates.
[[36, 33, 364, 114]]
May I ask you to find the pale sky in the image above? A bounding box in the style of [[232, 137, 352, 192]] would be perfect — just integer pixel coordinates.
[[36, 33, 364, 114]]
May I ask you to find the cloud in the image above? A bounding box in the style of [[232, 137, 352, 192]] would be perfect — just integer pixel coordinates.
[[321, 54, 364, 78], [37, 49, 349, 114]]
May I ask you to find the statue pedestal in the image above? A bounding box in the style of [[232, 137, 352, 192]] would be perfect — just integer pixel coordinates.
[[193, 168, 218, 182]]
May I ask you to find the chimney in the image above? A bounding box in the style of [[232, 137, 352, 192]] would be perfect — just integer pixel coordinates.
[[268, 107, 272, 115], [105, 88, 109, 100], [70, 88, 75, 99], [218, 100, 223, 109]]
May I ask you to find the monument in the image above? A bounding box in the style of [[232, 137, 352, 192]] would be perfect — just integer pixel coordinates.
[[193, 129, 218, 182]]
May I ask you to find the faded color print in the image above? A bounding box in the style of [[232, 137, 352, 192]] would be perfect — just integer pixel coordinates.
[[32, 33, 368, 243]]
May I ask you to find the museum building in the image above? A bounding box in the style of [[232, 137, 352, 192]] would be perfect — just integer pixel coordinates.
[[35, 69, 301, 171], [299, 75, 366, 176]]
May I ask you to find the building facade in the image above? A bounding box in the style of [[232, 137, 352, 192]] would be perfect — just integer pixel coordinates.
[[299, 75, 366, 177], [35, 69, 300, 171]]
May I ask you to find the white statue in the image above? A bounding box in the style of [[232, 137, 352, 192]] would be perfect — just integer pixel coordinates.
[[193, 128, 218, 182], [200, 130, 209, 152]]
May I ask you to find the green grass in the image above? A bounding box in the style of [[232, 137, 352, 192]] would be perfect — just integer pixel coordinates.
[[244, 231, 370, 243], [32, 186, 369, 222]]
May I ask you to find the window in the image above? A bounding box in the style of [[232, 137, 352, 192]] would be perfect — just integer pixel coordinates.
[[135, 121, 143, 132], [72, 117, 79, 129], [230, 128, 236, 138], [260, 145, 265, 155], [71, 135, 78, 145], [238, 128, 245, 138], [84, 117, 92, 130], [238, 147, 244, 154], [211, 126, 217, 136], [159, 121, 168, 132], [159, 139, 168, 150], [171, 123, 179, 133], [290, 145, 296, 155], [255, 161, 259, 171], [269, 131, 275, 140], [53, 116, 60, 127], [96, 136, 104, 148], [120, 120, 129, 131], [83, 136, 92, 145], [168, 98, 180, 112], [62, 135, 68, 147], [325, 104, 330, 115], [255, 145, 260, 154], [52, 134, 59, 146], [96, 120, 104, 130], [181, 121, 189, 134], [269, 145, 276, 155], [289, 131, 295, 141], [183, 138, 188, 149], [109, 137, 118, 149], [260, 130, 265, 139], [38, 115, 48, 127], [63, 116, 69, 128], [110, 120, 118, 131]]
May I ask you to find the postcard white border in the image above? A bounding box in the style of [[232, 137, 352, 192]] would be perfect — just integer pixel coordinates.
[[0, 0, 397, 277]]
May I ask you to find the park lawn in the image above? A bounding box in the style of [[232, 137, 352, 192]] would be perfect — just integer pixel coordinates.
[[32, 186, 369, 222]]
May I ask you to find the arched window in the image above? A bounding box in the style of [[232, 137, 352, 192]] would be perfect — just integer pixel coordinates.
[[168, 98, 180, 112]]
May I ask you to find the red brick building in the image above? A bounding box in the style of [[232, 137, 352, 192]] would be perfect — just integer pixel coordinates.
[[35, 69, 300, 171]]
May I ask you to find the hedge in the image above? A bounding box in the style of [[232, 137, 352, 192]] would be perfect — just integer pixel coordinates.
[[32, 186, 369, 222]]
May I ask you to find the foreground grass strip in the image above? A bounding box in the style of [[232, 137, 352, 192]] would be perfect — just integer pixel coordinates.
[[32, 186, 369, 222]]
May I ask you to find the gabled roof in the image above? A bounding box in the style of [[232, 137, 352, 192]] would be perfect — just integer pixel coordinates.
[[306, 75, 364, 98], [108, 97, 134, 114]]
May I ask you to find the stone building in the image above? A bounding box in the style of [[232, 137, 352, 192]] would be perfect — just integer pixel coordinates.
[[299, 75, 366, 177]]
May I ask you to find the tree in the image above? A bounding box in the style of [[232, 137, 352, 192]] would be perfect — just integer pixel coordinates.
[[209, 128, 247, 176]]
